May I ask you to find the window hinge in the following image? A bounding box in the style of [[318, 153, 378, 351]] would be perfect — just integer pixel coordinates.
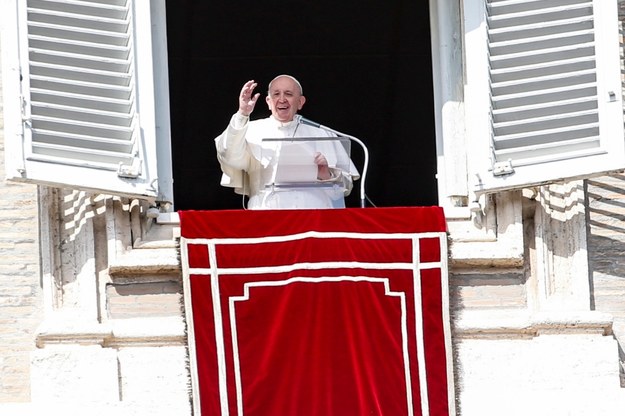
[[492, 160, 514, 177], [20, 95, 31, 127], [117, 157, 142, 178]]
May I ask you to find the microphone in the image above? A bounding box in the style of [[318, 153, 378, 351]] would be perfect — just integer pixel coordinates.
[[295, 115, 369, 208], [296, 115, 322, 129]]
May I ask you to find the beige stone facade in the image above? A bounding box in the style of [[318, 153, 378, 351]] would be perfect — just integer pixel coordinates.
[[588, 174, 625, 384], [0, 50, 41, 404], [2, 3, 625, 416]]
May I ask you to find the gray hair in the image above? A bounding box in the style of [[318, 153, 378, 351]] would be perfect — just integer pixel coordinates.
[[267, 74, 304, 95]]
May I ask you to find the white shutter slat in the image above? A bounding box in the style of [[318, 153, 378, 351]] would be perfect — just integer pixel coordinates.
[[31, 142, 134, 165], [491, 83, 597, 107], [489, 16, 594, 42], [28, 4, 129, 32], [30, 77, 132, 100], [490, 57, 595, 85], [492, 96, 597, 122], [30, 48, 131, 73], [32, 102, 133, 126], [493, 109, 598, 136], [490, 30, 595, 57], [28, 0, 128, 18], [491, 68, 596, 96], [30, 89, 132, 113], [29, 64, 131, 86], [495, 136, 601, 162], [29, 35, 131, 60], [33, 128, 133, 152], [28, 22, 130, 46], [31, 116, 133, 141], [493, 122, 599, 150], [488, 1, 592, 28]]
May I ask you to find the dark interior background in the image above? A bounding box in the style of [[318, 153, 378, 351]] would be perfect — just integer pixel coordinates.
[[166, 0, 437, 210]]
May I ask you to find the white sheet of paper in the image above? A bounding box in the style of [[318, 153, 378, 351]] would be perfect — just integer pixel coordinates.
[[274, 143, 318, 183]]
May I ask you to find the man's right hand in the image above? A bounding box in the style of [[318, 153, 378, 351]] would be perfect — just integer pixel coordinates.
[[239, 80, 261, 116]]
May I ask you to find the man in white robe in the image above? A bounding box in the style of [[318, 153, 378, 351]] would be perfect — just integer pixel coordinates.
[[215, 75, 359, 209]]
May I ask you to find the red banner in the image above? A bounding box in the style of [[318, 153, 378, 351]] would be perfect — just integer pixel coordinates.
[[180, 207, 454, 415]]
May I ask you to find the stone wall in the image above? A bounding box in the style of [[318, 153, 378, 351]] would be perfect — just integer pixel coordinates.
[[0, 37, 43, 402], [27, 189, 190, 414], [587, 174, 625, 385], [451, 181, 625, 415]]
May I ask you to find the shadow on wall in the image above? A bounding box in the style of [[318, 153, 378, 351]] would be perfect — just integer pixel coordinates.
[[586, 174, 625, 387], [586, 174, 625, 279]]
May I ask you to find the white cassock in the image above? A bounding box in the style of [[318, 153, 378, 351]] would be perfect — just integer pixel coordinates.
[[215, 113, 359, 209]]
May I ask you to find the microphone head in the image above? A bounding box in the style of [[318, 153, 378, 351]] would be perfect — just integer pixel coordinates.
[[296, 115, 321, 128]]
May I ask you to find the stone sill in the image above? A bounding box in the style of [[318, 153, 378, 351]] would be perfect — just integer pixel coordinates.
[[0, 402, 191, 416], [35, 315, 186, 348], [453, 309, 614, 339], [108, 247, 181, 276]]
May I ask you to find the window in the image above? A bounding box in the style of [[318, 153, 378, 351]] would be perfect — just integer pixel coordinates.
[[1, 0, 173, 203]]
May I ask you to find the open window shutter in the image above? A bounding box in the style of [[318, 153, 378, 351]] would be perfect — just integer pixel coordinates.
[[471, 0, 625, 194], [5, 0, 163, 200]]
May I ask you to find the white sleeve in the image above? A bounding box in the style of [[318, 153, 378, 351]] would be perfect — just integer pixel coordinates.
[[214, 112, 250, 170]]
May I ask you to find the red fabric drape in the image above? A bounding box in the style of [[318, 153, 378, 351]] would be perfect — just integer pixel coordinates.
[[180, 207, 454, 416]]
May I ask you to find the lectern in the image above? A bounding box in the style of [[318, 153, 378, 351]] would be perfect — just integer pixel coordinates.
[[257, 136, 354, 208]]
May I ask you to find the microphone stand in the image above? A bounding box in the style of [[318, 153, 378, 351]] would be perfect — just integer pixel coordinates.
[[296, 115, 369, 208]]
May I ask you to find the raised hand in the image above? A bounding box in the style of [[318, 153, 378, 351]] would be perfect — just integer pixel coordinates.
[[239, 80, 261, 116]]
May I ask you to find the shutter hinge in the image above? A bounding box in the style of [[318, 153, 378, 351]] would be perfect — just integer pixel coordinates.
[[117, 157, 142, 178], [492, 160, 514, 177], [20, 95, 31, 126]]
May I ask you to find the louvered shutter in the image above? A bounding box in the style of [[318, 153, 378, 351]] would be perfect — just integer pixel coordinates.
[[467, 0, 625, 194], [3, 0, 170, 201]]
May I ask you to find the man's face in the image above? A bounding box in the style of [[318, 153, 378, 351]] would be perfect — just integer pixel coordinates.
[[266, 77, 306, 122]]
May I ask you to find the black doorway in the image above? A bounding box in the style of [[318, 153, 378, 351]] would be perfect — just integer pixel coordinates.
[[166, 0, 437, 210]]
